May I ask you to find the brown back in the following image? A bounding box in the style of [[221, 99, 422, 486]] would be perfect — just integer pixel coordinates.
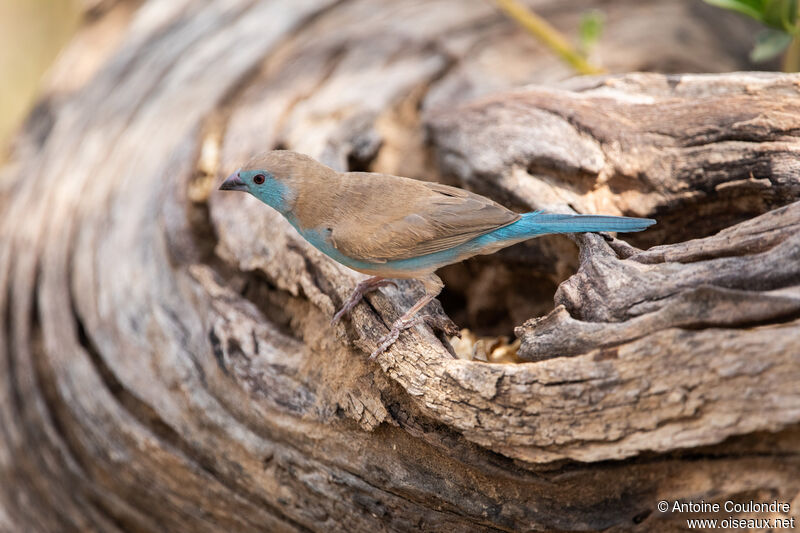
[[293, 170, 519, 263]]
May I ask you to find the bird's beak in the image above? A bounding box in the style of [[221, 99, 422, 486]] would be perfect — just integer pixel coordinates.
[[219, 171, 247, 192]]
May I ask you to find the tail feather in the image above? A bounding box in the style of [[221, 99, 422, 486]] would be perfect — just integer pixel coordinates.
[[519, 211, 656, 235]]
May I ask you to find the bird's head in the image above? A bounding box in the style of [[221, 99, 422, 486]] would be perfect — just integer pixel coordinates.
[[219, 150, 328, 213]]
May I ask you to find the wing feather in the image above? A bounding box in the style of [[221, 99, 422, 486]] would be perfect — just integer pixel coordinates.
[[328, 174, 519, 263]]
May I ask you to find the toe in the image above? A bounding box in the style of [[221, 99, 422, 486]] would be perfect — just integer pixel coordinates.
[[331, 308, 347, 325]]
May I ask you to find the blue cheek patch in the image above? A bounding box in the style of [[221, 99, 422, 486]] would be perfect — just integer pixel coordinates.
[[242, 171, 291, 213]]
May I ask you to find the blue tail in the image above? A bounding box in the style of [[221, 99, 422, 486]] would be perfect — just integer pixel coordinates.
[[511, 211, 656, 237]]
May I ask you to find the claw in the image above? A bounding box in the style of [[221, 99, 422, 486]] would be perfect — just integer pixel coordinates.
[[358, 274, 447, 359], [331, 277, 396, 325], [369, 329, 401, 359], [369, 315, 427, 359], [330, 304, 353, 326]]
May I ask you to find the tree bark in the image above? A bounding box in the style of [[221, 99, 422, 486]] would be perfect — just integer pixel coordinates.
[[1, 1, 798, 532]]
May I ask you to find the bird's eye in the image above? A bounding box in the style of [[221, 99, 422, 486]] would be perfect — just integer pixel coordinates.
[[253, 174, 266, 184]]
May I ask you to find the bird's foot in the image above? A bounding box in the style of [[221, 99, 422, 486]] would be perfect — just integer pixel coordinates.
[[331, 277, 398, 325], [369, 315, 436, 360]]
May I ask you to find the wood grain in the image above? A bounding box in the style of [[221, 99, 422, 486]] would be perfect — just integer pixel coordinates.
[[1, 0, 798, 531]]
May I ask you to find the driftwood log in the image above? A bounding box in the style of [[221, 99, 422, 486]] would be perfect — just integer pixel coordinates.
[[1, 0, 799, 531]]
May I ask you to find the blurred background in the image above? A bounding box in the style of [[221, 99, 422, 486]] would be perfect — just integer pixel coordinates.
[[1, 2, 797, 531], [0, 0, 81, 161], [0, 0, 784, 336], [3, 0, 796, 164]]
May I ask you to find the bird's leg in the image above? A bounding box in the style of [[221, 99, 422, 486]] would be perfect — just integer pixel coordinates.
[[369, 274, 443, 359], [331, 276, 397, 325]]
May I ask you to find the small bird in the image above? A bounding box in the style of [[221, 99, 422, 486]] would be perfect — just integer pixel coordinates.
[[220, 151, 655, 358]]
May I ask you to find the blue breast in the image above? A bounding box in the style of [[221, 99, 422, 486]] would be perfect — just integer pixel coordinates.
[[290, 218, 529, 275], [280, 209, 652, 275]]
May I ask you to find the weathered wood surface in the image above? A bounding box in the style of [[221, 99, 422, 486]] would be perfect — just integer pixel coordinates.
[[1, 0, 799, 532]]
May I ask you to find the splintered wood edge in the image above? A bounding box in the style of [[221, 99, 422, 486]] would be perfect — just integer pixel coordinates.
[[206, 72, 800, 464], [2, 2, 799, 530]]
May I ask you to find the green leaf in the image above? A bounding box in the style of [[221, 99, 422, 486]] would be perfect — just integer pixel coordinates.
[[704, 0, 800, 33], [763, 0, 798, 32], [578, 10, 604, 53], [780, 0, 799, 33], [750, 28, 793, 61], [703, 0, 768, 22]]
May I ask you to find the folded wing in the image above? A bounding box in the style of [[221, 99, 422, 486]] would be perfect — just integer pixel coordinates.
[[329, 175, 519, 263]]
